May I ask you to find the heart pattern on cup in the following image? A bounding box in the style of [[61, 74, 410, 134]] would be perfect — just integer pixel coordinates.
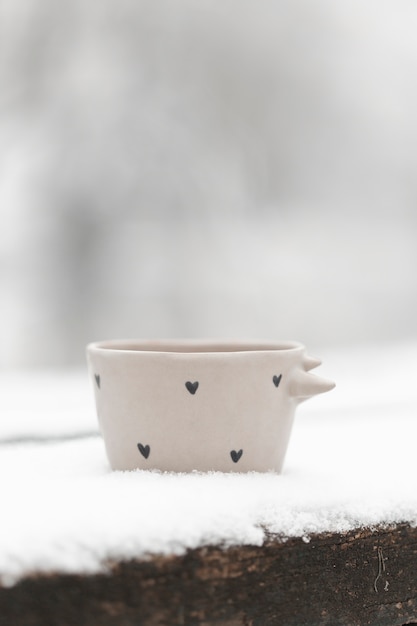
[[230, 449, 243, 463], [273, 374, 282, 388], [137, 443, 150, 459], [137, 442, 243, 464], [185, 381, 199, 395], [95, 374, 100, 389], [102, 375, 285, 466]]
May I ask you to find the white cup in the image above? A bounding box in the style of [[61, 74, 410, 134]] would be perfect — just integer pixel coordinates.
[[86, 339, 335, 473]]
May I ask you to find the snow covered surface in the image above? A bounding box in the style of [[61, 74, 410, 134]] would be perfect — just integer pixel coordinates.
[[0, 370, 97, 441], [1, 342, 416, 585]]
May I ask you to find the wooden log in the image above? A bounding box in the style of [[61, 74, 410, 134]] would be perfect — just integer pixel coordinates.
[[1, 523, 417, 626]]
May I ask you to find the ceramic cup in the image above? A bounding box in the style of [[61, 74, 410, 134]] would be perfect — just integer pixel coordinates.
[[86, 339, 335, 473]]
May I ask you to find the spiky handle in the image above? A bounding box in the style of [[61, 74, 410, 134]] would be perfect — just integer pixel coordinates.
[[289, 353, 335, 401]]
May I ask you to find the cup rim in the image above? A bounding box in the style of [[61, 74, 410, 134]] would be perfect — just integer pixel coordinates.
[[86, 339, 305, 354]]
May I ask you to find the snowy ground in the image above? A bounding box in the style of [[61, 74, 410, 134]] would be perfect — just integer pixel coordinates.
[[0, 341, 416, 585]]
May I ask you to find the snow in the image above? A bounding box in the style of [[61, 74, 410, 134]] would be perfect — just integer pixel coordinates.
[[0, 370, 97, 441], [1, 342, 416, 585]]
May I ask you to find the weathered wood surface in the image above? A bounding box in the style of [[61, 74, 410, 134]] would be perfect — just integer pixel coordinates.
[[1, 523, 417, 626]]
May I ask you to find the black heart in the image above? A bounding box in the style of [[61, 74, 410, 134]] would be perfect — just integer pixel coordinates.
[[185, 381, 199, 395], [137, 443, 150, 459], [230, 449, 243, 463], [95, 374, 100, 389], [273, 374, 282, 388]]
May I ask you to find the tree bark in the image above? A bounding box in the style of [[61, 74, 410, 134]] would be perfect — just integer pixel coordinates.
[[1, 523, 417, 626]]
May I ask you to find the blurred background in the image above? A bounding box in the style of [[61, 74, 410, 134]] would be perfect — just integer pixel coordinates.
[[1, 0, 416, 369]]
